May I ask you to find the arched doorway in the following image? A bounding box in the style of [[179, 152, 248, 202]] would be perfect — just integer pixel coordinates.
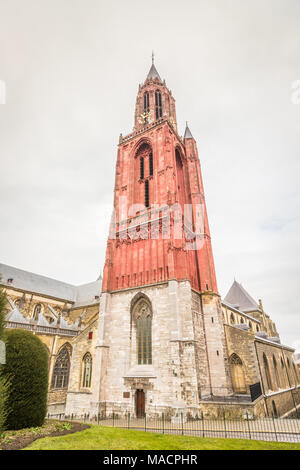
[[136, 389, 145, 418]]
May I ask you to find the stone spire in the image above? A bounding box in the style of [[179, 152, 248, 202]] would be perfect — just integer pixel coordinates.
[[146, 52, 162, 82]]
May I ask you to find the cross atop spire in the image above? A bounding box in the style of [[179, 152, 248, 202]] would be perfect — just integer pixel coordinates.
[[152, 50, 154, 65]]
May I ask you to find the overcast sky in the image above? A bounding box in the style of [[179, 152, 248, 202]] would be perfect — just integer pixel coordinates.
[[0, 0, 299, 349]]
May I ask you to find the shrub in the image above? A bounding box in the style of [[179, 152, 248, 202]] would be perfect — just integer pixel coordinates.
[[2, 329, 49, 430], [0, 374, 10, 434], [0, 286, 9, 435]]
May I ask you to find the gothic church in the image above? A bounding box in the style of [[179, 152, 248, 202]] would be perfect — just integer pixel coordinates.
[[1, 59, 299, 419]]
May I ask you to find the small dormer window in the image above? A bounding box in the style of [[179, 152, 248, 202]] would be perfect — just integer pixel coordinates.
[[33, 303, 42, 321], [7, 278, 13, 284]]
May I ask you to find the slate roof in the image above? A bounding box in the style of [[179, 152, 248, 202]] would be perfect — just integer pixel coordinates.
[[146, 63, 162, 82], [224, 280, 260, 312], [0, 263, 102, 306]]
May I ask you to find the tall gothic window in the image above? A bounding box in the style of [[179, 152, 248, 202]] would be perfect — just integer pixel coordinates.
[[51, 346, 70, 389], [144, 92, 150, 112], [135, 301, 152, 365], [82, 353, 93, 388], [155, 90, 162, 119]]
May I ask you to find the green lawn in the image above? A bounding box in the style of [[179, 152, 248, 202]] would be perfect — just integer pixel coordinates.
[[25, 425, 300, 450]]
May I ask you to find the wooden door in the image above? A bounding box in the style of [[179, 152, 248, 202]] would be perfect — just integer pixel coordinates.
[[136, 389, 145, 418]]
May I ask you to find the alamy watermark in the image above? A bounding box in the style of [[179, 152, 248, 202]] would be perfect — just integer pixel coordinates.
[[107, 198, 207, 251], [291, 80, 300, 105]]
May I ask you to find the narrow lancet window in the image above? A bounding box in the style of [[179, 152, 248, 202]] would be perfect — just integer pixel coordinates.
[[145, 180, 149, 207], [140, 157, 144, 180], [155, 90, 162, 119], [144, 92, 150, 112], [82, 353, 92, 388], [149, 152, 153, 176]]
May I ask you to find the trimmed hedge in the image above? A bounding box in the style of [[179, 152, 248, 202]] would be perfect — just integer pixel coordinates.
[[2, 329, 49, 430]]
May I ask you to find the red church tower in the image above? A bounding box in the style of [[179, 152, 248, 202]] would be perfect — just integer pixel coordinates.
[[102, 56, 218, 296], [93, 58, 231, 417]]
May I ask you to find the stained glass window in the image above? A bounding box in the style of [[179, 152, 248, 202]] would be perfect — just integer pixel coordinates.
[[136, 303, 152, 365], [51, 346, 70, 389]]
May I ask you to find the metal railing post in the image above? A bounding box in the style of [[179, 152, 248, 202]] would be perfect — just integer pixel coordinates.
[[113, 411, 115, 427], [144, 413, 147, 432], [162, 412, 164, 434], [246, 411, 251, 440], [202, 413, 205, 438], [223, 411, 227, 438], [128, 412, 130, 429], [181, 412, 184, 435]]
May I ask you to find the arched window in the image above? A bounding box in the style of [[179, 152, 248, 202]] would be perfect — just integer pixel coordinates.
[[51, 346, 70, 389], [140, 157, 144, 179], [229, 354, 247, 394], [82, 353, 93, 388], [249, 321, 252, 331], [240, 317, 244, 324], [134, 301, 152, 365], [33, 303, 42, 321], [14, 299, 21, 309], [263, 353, 272, 391], [256, 324, 259, 332], [273, 355, 280, 390], [144, 91, 150, 113], [155, 90, 162, 119], [230, 313, 235, 324]]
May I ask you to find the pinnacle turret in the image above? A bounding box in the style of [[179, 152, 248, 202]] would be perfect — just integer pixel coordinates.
[[184, 122, 193, 139]]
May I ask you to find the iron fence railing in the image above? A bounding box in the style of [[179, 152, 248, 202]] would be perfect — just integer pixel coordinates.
[[46, 411, 300, 444]]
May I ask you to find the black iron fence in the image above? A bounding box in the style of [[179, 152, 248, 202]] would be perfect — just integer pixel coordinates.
[[46, 411, 300, 444]]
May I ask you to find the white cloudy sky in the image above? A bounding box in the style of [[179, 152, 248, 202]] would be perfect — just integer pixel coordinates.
[[0, 0, 299, 349]]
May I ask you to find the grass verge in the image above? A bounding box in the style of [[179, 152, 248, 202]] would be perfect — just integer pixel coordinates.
[[25, 425, 300, 450]]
